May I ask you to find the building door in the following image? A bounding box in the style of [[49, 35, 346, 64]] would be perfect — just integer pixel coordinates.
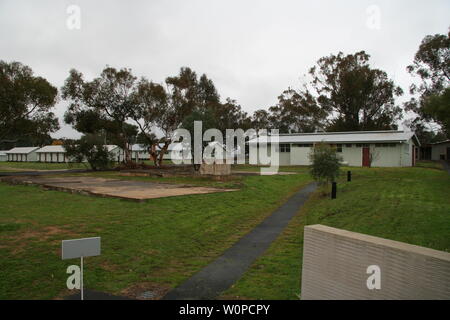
[[362, 147, 370, 167]]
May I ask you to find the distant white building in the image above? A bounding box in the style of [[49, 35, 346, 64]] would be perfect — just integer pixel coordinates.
[[430, 140, 450, 161], [248, 130, 420, 167], [131, 143, 193, 162], [106, 145, 124, 163], [36, 145, 124, 163], [0, 150, 8, 162], [36, 145, 68, 163], [5, 147, 39, 162], [131, 144, 149, 161]]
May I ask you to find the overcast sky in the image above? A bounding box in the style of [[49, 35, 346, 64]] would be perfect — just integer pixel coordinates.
[[1, 0, 449, 138]]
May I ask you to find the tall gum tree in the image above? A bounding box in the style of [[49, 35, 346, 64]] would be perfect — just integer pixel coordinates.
[[0, 61, 59, 145]]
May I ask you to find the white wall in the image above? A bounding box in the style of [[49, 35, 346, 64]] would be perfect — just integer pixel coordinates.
[[255, 141, 417, 167], [431, 142, 450, 161], [371, 145, 402, 167], [301, 225, 450, 300], [341, 146, 362, 166], [8, 152, 38, 162], [291, 146, 311, 165]]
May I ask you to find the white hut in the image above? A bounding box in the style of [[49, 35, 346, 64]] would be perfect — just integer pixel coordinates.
[[36, 145, 68, 163], [248, 130, 420, 167], [0, 150, 9, 162], [106, 145, 124, 163], [36, 145, 124, 163], [6, 147, 39, 162]]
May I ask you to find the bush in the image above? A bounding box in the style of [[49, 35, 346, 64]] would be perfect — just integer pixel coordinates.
[[63, 135, 114, 171], [309, 143, 342, 185]]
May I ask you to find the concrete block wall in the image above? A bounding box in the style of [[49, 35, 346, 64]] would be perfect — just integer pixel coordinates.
[[301, 225, 450, 300], [199, 163, 231, 176]]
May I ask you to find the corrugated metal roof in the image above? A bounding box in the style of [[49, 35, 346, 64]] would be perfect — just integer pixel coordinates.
[[5, 147, 40, 154], [249, 131, 418, 145], [430, 140, 450, 145], [37, 145, 121, 153], [105, 145, 120, 152], [36, 145, 65, 153]]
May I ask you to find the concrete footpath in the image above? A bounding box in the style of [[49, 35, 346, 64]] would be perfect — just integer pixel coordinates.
[[163, 182, 318, 300]]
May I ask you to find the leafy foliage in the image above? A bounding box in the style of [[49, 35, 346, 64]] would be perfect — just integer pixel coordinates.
[[0, 60, 59, 144], [63, 135, 114, 171], [257, 51, 404, 133], [406, 31, 450, 138], [309, 143, 342, 185], [268, 87, 327, 133], [61, 67, 139, 162]]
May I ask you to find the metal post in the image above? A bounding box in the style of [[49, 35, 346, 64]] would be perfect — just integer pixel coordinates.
[[347, 171, 352, 182], [80, 256, 84, 300], [331, 182, 337, 199]]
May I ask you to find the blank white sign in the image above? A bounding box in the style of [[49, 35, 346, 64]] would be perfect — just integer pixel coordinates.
[[62, 237, 101, 260]]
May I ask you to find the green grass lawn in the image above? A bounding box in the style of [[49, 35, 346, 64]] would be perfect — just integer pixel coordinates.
[[0, 171, 311, 299], [222, 165, 450, 300], [0, 162, 88, 171]]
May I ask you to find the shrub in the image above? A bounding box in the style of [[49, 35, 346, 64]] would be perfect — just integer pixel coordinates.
[[63, 135, 114, 171], [309, 143, 342, 185]]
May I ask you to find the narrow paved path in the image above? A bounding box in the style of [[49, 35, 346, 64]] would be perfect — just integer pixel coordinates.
[[163, 181, 318, 300]]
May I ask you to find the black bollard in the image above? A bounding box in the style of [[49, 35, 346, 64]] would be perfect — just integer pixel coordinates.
[[347, 171, 352, 182], [331, 182, 337, 199]]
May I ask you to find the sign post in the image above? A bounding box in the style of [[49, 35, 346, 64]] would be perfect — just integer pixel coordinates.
[[62, 237, 101, 300]]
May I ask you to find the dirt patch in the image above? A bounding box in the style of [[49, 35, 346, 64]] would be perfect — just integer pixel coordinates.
[[5, 225, 80, 255], [120, 281, 172, 300]]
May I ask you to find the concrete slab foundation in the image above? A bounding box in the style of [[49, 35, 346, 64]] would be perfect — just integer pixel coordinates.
[[1, 176, 236, 201]]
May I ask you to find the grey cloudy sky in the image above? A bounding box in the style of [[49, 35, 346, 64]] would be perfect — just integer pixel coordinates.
[[1, 0, 449, 138]]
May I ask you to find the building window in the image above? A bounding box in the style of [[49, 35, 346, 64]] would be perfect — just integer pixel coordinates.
[[346, 144, 352, 148], [279, 144, 291, 153], [293, 144, 313, 148], [336, 144, 343, 153]]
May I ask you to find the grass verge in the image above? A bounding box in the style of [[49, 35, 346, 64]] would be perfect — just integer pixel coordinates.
[[222, 166, 450, 299]]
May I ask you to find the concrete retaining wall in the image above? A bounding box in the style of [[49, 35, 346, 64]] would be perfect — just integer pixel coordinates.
[[199, 163, 231, 176], [301, 225, 450, 300]]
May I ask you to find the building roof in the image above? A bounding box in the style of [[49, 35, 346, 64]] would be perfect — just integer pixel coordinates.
[[5, 147, 40, 154], [105, 145, 120, 152], [37, 145, 121, 153], [248, 130, 420, 146], [36, 145, 66, 153], [0, 150, 9, 156], [430, 140, 450, 145]]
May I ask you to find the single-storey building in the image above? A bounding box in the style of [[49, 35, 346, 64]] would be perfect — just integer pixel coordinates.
[[106, 145, 124, 163], [36, 145, 68, 163], [429, 140, 450, 161], [131, 143, 193, 162], [0, 150, 9, 162], [6, 147, 40, 162], [131, 144, 149, 161], [36, 145, 124, 163], [249, 130, 420, 167]]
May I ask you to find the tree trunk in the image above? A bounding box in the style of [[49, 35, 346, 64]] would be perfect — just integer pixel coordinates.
[[157, 142, 170, 167], [149, 144, 158, 166]]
